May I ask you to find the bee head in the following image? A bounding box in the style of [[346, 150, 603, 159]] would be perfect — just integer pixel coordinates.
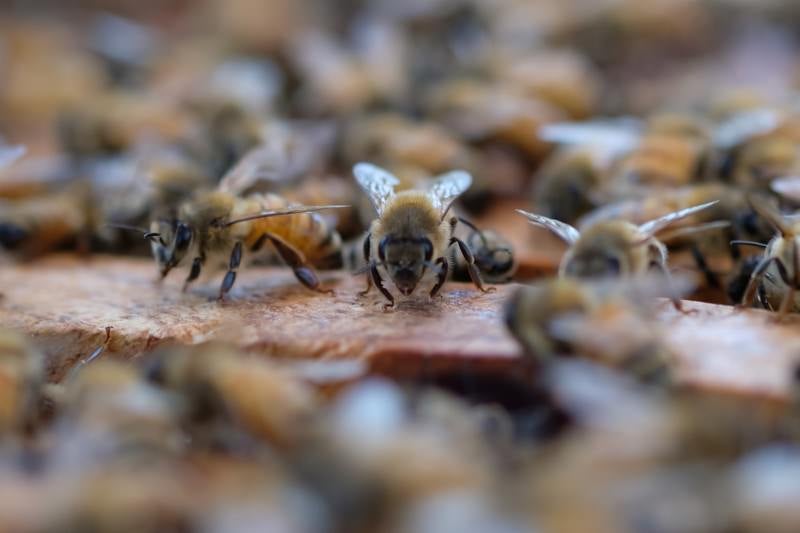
[[562, 246, 623, 279], [379, 235, 433, 296], [148, 219, 194, 278]]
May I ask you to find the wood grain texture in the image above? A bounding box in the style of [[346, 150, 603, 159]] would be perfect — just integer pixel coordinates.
[[0, 255, 522, 382], [0, 255, 797, 402]]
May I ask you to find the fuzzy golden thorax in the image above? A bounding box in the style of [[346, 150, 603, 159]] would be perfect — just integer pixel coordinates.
[[371, 191, 451, 295], [559, 220, 655, 278]]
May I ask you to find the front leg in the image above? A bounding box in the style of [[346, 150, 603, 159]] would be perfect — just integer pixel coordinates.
[[370, 262, 394, 310], [183, 256, 205, 292], [218, 241, 243, 301], [739, 256, 777, 309], [450, 237, 495, 293], [359, 232, 373, 296], [430, 257, 449, 299], [266, 233, 333, 294]]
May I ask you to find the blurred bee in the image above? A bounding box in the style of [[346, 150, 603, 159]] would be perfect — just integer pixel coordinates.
[[715, 108, 800, 189], [144, 343, 318, 448], [532, 147, 603, 225], [0, 329, 45, 434], [737, 195, 800, 317], [352, 162, 493, 309], [144, 147, 348, 299], [504, 278, 679, 385], [516, 201, 718, 308], [450, 220, 516, 283]]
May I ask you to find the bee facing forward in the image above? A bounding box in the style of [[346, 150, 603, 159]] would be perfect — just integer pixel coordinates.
[[146, 146, 347, 300], [353, 162, 493, 309], [516, 201, 718, 308]]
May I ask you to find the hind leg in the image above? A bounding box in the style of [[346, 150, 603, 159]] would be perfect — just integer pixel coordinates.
[[450, 237, 494, 293], [267, 234, 333, 294]]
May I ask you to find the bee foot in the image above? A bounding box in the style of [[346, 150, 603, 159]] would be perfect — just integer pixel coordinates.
[[481, 286, 497, 293], [382, 303, 395, 312]]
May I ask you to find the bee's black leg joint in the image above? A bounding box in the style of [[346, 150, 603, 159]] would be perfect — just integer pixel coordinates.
[[183, 256, 204, 292], [450, 237, 493, 293], [359, 233, 373, 296], [430, 257, 449, 299], [370, 262, 393, 308], [741, 255, 776, 309], [266, 233, 332, 294], [218, 242, 242, 300]]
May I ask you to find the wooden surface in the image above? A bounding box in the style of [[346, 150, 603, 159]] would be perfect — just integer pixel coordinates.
[[0, 255, 523, 383], [0, 255, 798, 401]]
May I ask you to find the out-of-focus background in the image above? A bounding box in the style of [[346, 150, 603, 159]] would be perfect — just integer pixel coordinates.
[[4, 2, 800, 532]]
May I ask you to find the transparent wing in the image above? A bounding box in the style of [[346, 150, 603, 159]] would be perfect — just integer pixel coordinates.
[[638, 201, 719, 236], [516, 209, 580, 244], [747, 194, 792, 237], [353, 162, 399, 216], [427, 170, 472, 217], [217, 142, 291, 195], [714, 108, 781, 149], [0, 145, 26, 170], [218, 121, 336, 195]]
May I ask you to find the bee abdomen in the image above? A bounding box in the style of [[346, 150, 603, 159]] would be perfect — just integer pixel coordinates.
[[245, 193, 343, 269]]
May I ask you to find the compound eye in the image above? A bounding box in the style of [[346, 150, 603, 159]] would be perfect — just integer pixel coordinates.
[[605, 256, 621, 275], [378, 236, 390, 262], [422, 239, 433, 261]]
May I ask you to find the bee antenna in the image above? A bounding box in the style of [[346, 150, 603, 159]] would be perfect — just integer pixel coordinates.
[[224, 205, 350, 227], [106, 223, 166, 246], [730, 240, 767, 249]]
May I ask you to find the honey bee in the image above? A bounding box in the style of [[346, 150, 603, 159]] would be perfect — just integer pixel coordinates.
[[516, 201, 718, 308], [532, 147, 603, 225], [144, 343, 318, 448], [737, 195, 800, 317], [450, 220, 516, 284], [504, 277, 679, 385], [352, 162, 493, 309], [145, 145, 348, 300]]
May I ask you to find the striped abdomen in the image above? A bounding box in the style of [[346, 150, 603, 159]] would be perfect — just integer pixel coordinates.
[[236, 193, 343, 269]]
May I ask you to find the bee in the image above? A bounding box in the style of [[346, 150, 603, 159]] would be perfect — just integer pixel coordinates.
[[352, 162, 493, 309], [144, 145, 348, 300], [450, 220, 516, 283], [532, 147, 603, 225], [504, 277, 679, 385], [738, 195, 800, 317], [144, 343, 318, 448], [516, 201, 718, 308]]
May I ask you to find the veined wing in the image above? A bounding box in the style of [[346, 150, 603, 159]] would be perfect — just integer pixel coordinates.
[[353, 162, 400, 216], [427, 170, 472, 219], [516, 209, 581, 244]]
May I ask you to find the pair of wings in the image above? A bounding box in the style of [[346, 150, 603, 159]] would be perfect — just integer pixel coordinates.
[[352, 162, 472, 218], [516, 201, 719, 245]]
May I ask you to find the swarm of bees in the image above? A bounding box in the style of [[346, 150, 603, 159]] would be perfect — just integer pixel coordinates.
[[7, 0, 800, 530]]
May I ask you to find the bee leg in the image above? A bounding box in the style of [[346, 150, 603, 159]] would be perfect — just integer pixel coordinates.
[[776, 286, 796, 321], [739, 256, 777, 310], [689, 244, 720, 289], [182, 256, 205, 293], [450, 237, 495, 293], [359, 232, 373, 296], [651, 261, 689, 313], [218, 241, 243, 301], [369, 262, 395, 310], [266, 234, 333, 294], [430, 257, 449, 299]]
